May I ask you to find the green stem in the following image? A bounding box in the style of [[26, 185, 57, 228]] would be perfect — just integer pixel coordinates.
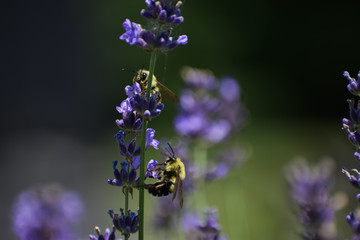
[[138, 51, 157, 240], [124, 163, 129, 240]]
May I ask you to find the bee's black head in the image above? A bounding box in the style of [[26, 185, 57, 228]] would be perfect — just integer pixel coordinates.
[[164, 157, 176, 165], [140, 72, 147, 81]]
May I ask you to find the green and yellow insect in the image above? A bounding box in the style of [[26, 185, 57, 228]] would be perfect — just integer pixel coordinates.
[[133, 69, 179, 104]]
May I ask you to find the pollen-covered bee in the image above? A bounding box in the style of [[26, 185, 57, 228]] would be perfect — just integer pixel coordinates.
[[145, 145, 186, 207], [133, 69, 179, 104]]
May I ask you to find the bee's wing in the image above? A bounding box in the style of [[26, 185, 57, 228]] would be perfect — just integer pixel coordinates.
[[178, 178, 183, 208], [172, 165, 181, 202], [156, 81, 180, 104]]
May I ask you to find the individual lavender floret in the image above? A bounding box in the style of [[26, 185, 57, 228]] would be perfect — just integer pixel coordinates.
[[116, 112, 142, 132], [174, 67, 246, 144], [182, 208, 227, 240], [119, 19, 147, 47], [344, 71, 360, 97], [145, 159, 160, 178], [285, 159, 336, 240], [12, 184, 84, 240], [114, 129, 159, 158], [89, 226, 118, 240], [108, 209, 139, 239], [115, 131, 141, 158], [342, 168, 360, 189]]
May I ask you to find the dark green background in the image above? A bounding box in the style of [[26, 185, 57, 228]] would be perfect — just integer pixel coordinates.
[[1, 0, 359, 239]]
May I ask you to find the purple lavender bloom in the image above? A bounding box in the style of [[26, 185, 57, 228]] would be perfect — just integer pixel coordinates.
[[145, 159, 160, 178], [342, 168, 360, 189], [119, 19, 147, 47], [107, 160, 139, 195], [89, 227, 118, 240], [108, 209, 139, 239], [174, 67, 246, 144], [130, 94, 164, 119], [115, 131, 141, 158], [120, 21, 188, 52], [125, 82, 141, 97], [182, 208, 227, 240], [146, 128, 159, 150], [344, 71, 360, 97], [115, 112, 142, 132], [141, 0, 184, 25], [12, 184, 84, 240], [180, 67, 216, 89], [286, 159, 336, 240], [119, 0, 187, 52]]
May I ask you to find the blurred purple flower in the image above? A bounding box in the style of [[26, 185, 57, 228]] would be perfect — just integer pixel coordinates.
[[182, 208, 227, 240], [285, 159, 336, 240], [174, 67, 246, 144], [12, 184, 84, 240], [206, 147, 246, 182]]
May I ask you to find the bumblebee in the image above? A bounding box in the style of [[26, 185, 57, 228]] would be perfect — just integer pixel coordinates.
[[145, 146, 186, 207], [133, 69, 179, 104]]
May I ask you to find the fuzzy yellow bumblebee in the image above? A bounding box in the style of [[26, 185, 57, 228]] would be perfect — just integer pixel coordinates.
[[133, 69, 179, 104], [146, 156, 186, 207]]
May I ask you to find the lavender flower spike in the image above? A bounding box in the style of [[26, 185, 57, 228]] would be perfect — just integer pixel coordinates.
[[285, 158, 336, 240]]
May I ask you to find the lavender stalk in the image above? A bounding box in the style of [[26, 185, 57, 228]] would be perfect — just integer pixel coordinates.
[[138, 51, 157, 240]]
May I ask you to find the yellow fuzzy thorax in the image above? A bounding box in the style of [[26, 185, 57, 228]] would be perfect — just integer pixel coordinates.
[[166, 157, 186, 180]]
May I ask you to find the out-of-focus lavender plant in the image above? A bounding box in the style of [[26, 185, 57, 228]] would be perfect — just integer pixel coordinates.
[[182, 208, 227, 240], [12, 184, 84, 240], [342, 70, 360, 239], [149, 67, 247, 238], [285, 158, 337, 240]]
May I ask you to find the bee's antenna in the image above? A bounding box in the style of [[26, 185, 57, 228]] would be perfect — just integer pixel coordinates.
[[167, 143, 175, 158]]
